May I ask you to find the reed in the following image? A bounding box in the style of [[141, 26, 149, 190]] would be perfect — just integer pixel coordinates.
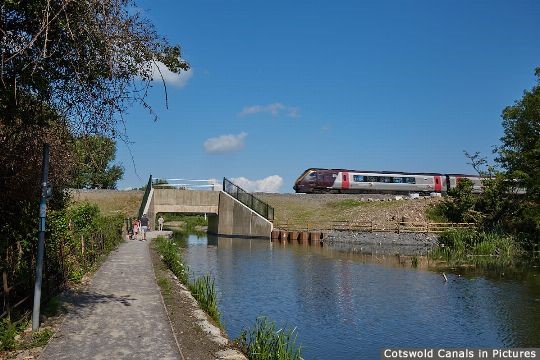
[[430, 228, 523, 266], [188, 275, 221, 325], [153, 236, 221, 325], [237, 317, 302, 360]]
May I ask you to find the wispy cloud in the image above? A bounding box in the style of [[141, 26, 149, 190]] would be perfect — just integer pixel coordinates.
[[150, 61, 193, 88], [231, 175, 283, 193], [203, 132, 247, 153], [238, 103, 300, 118]]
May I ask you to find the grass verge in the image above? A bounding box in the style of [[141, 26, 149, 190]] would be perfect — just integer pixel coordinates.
[[153, 236, 221, 326]]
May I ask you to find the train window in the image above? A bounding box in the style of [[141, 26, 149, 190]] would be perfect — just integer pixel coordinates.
[[366, 176, 379, 182], [393, 178, 403, 183], [309, 172, 316, 177], [405, 177, 416, 184], [380, 177, 392, 183], [353, 175, 364, 182]]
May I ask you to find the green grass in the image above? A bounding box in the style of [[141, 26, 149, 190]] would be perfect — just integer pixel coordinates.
[[188, 275, 221, 325], [237, 317, 302, 360], [425, 203, 449, 223], [153, 236, 189, 284], [0, 318, 53, 351], [327, 199, 364, 210], [153, 236, 221, 326], [430, 228, 524, 267]]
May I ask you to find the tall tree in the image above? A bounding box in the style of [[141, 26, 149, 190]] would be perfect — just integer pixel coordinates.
[[72, 135, 124, 189], [0, 0, 188, 252], [496, 68, 540, 237]]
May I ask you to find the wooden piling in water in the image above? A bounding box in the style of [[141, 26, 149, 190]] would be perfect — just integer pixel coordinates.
[[289, 231, 299, 242]]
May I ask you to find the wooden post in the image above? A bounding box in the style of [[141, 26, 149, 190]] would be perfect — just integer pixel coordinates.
[[3, 271, 10, 321]]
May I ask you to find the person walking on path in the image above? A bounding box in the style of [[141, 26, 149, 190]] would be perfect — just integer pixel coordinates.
[[158, 215, 164, 231], [140, 214, 149, 241]]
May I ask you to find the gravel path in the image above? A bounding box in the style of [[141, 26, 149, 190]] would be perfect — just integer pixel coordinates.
[[40, 237, 181, 360]]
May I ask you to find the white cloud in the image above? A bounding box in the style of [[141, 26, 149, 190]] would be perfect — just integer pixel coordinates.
[[238, 103, 300, 118], [150, 61, 193, 88], [203, 132, 247, 153], [230, 175, 283, 193]]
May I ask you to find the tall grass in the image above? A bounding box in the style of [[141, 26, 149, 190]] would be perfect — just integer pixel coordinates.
[[237, 317, 302, 360], [430, 228, 523, 266], [188, 275, 221, 324], [153, 236, 221, 325], [153, 236, 188, 284]]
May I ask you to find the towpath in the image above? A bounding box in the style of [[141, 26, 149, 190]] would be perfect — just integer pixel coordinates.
[[40, 233, 182, 360]]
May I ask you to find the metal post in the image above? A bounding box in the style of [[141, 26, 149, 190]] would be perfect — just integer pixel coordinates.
[[32, 144, 50, 331]]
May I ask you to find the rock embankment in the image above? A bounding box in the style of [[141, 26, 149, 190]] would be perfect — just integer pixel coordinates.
[[324, 231, 439, 256]]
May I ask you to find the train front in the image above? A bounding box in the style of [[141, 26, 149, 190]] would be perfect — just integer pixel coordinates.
[[293, 169, 316, 193]]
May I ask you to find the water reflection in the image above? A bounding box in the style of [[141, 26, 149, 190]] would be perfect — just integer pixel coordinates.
[[182, 235, 540, 360]]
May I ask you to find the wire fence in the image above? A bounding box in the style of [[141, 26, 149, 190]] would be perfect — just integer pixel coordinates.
[[223, 178, 275, 221]]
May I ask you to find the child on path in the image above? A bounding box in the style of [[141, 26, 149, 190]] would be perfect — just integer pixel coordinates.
[[132, 219, 139, 239]]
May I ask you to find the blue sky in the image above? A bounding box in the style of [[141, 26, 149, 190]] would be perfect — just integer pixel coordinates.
[[116, 0, 540, 192]]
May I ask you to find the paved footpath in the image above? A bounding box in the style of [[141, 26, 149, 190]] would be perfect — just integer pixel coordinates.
[[40, 234, 182, 360]]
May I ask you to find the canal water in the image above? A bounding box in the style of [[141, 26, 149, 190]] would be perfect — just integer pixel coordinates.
[[181, 234, 540, 359]]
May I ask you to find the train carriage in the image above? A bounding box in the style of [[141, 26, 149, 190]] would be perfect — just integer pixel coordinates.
[[293, 168, 481, 194]]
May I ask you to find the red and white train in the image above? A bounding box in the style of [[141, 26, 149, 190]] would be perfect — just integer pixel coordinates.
[[293, 168, 483, 194]]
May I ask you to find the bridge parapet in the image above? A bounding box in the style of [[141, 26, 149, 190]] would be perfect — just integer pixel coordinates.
[[138, 179, 272, 238], [223, 178, 274, 220]]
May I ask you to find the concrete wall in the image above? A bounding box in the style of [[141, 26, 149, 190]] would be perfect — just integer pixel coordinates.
[[143, 189, 272, 238], [209, 192, 272, 239]]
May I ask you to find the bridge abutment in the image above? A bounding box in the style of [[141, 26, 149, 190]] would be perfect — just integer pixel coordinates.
[[143, 189, 272, 239]]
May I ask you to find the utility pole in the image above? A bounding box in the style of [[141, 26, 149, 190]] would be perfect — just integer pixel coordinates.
[[32, 144, 51, 331]]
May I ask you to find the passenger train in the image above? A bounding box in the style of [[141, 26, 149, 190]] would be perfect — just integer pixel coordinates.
[[293, 168, 483, 194]]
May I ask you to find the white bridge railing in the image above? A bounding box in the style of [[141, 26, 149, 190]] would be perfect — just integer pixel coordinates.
[[152, 178, 221, 191]]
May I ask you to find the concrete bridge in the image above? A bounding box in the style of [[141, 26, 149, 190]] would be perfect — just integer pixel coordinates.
[[139, 177, 273, 238]]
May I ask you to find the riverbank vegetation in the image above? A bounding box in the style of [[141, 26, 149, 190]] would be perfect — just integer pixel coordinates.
[[427, 68, 540, 264], [153, 235, 221, 325], [154, 225, 304, 359], [237, 317, 302, 360], [429, 229, 524, 266]]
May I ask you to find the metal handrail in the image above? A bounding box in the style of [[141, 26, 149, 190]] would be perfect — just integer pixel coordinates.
[[222, 178, 275, 220], [138, 174, 152, 219]]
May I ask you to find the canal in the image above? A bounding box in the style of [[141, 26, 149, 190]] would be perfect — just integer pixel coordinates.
[[181, 234, 540, 359]]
